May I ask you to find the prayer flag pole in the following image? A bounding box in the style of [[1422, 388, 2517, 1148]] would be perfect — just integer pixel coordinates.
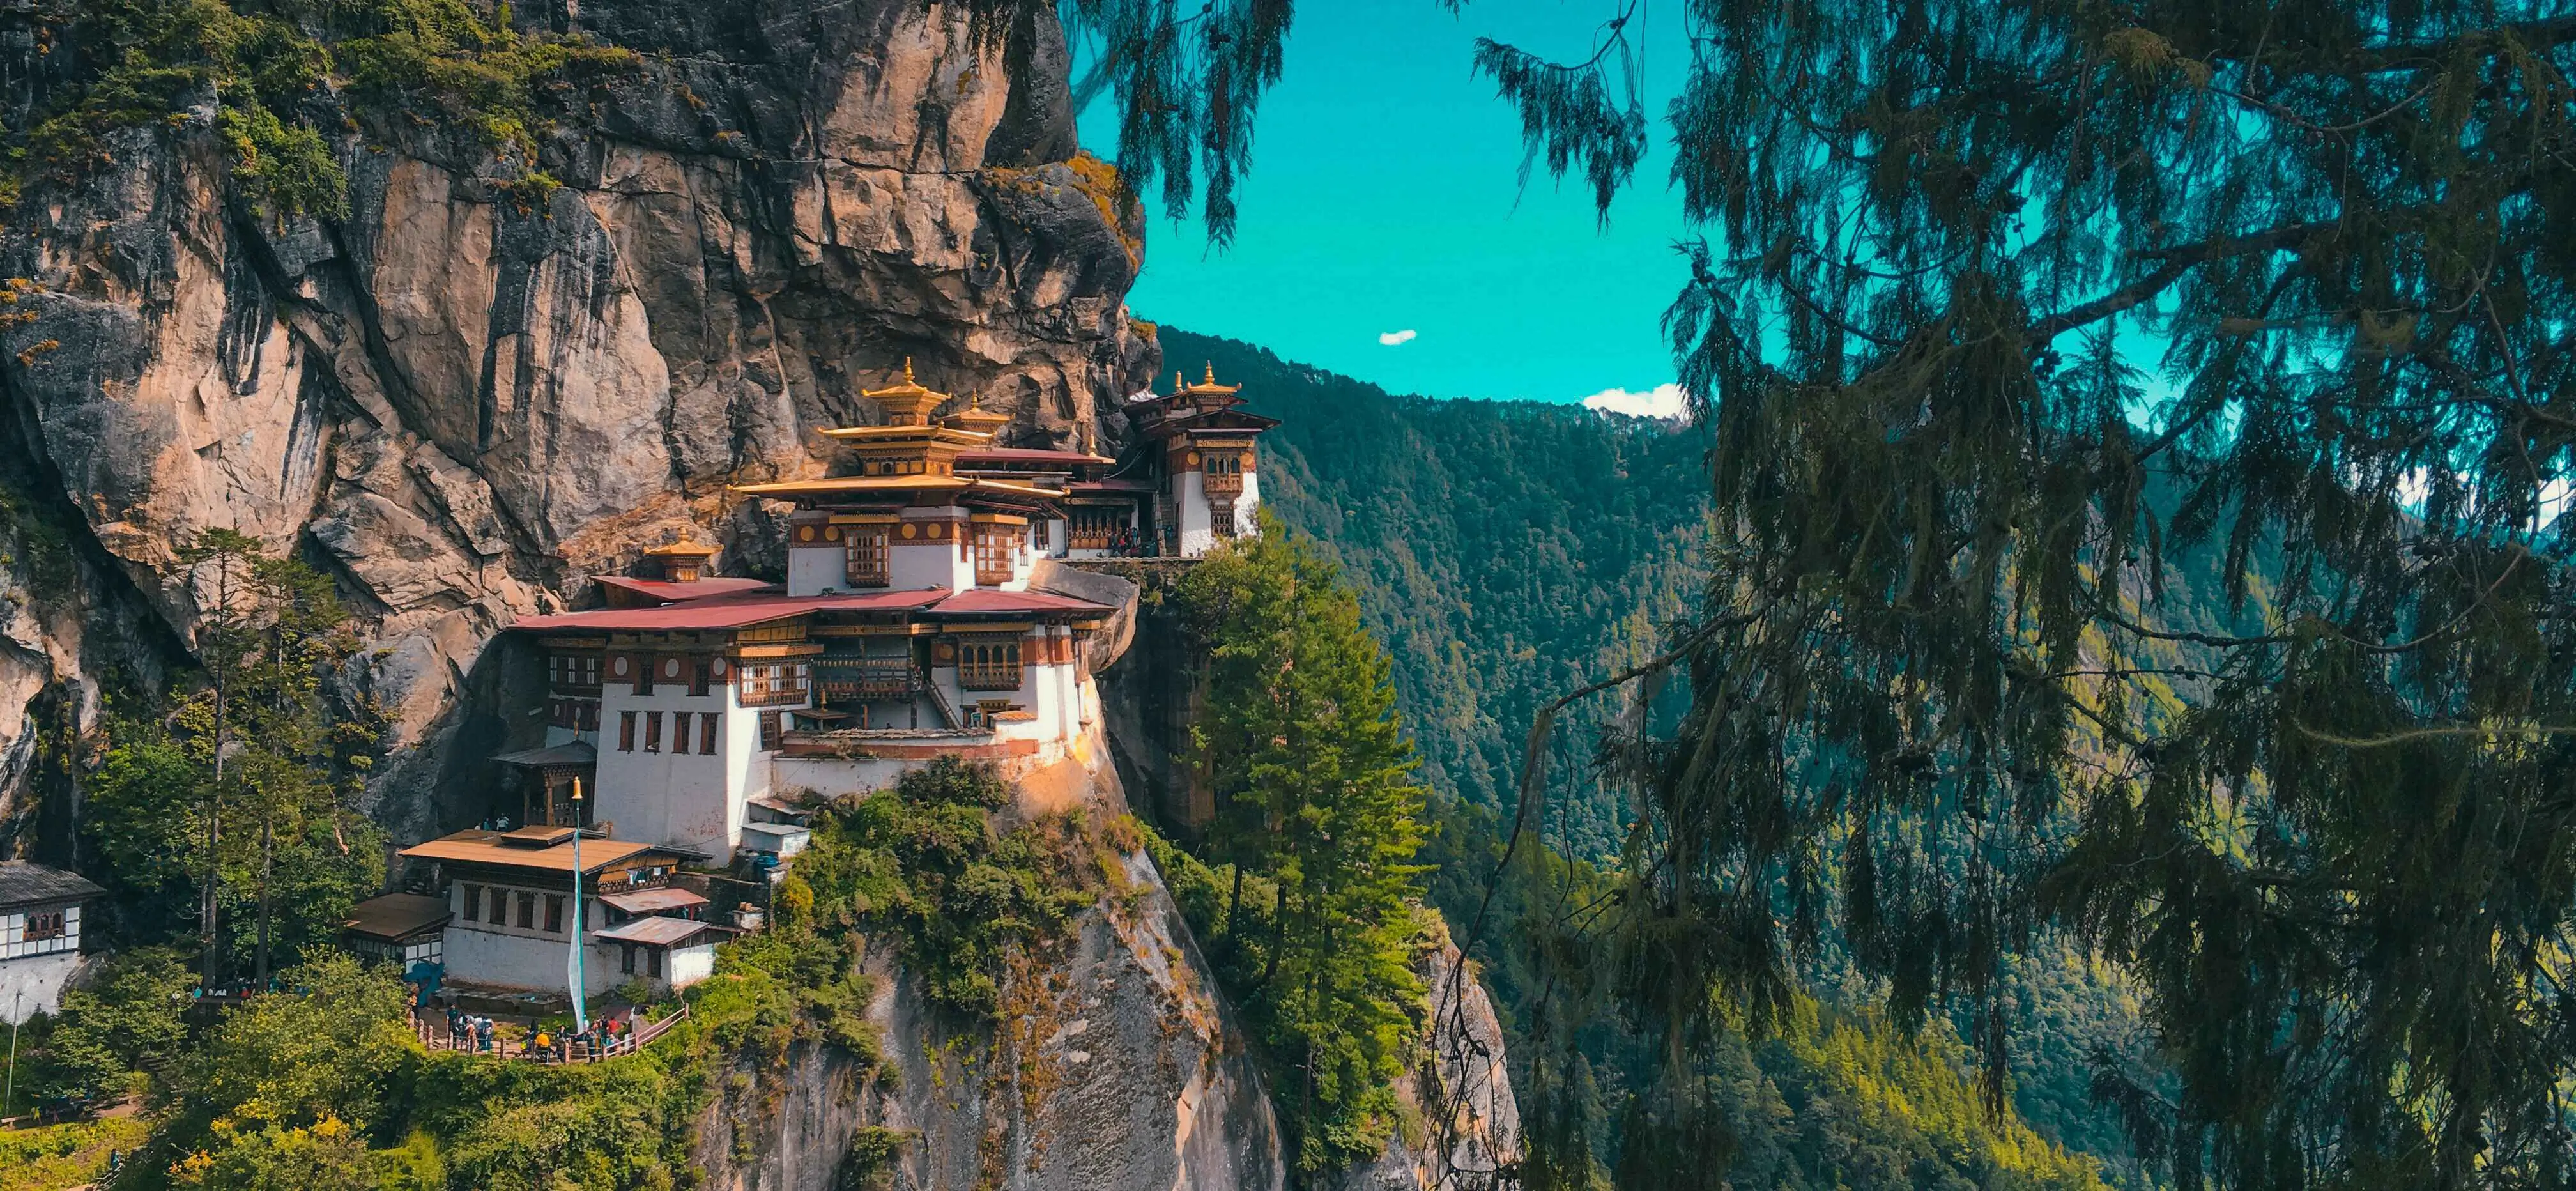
[[568, 778, 589, 1033]]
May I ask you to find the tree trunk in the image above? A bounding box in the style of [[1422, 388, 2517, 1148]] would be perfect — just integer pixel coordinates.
[[201, 680, 224, 994], [254, 811, 275, 990], [1221, 861, 1245, 950]]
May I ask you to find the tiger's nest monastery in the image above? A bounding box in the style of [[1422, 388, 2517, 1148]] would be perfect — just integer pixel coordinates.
[[378, 363, 1272, 1004]]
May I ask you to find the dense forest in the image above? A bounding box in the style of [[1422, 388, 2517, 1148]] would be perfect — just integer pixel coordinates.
[[1167, 328, 2161, 1187]]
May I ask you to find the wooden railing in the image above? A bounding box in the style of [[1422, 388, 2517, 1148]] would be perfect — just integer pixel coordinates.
[[417, 1005, 691, 1064], [812, 657, 921, 698]]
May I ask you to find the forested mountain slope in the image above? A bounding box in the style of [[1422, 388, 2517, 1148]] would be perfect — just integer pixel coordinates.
[[1163, 328, 2156, 1188], [1160, 329, 1707, 862]]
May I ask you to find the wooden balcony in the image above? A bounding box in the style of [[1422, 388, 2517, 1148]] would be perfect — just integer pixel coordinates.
[[813, 657, 923, 699]]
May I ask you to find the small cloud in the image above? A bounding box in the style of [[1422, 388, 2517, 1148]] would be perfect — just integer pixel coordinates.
[[1581, 383, 1689, 420], [1378, 329, 1418, 346]]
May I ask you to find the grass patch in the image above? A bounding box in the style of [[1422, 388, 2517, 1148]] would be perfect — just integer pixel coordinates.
[[0, 1116, 151, 1191]]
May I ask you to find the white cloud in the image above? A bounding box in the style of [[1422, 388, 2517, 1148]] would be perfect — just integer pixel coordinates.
[[1378, 329, 1418, 346], [1581, 383, 1689, 420]]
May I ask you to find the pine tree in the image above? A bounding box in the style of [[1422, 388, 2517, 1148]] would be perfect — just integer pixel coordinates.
[[1179, 519, 1433, 1171], [1451, 3, 2576, 1187], [130, 530, 385, 988]]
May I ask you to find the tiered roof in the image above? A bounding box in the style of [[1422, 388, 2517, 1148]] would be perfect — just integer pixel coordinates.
[[1135, 363, 1280, 439]]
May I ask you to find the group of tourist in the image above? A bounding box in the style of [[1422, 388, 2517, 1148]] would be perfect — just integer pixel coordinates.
[[433, 1006, 641, 1061]]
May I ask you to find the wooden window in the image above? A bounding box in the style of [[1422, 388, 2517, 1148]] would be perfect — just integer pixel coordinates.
[[973, 526, 1015, 585], [669, 711, 689, 755], [462, 885, 481, 922], [689, 657, 712, 697], [544, 895, 565, 934], [644, 711, 663, 753], [1204, 452, 1245, 496], [647, 948, 664, 978], [1070, 508, 1126, 550], [634, 654, 656, 695], [580, 701, 599, 732], [737, 663, 809, 708], [759, 712, 781, 751], [23, 909, 65, 941], [845, 528, 889, 587], [958, 635, 1023, 691], [700, 712, 720, 754], [551, 653, 603, 693], [622, 944, 636, 976], [516, 891, 535, 930], [618, 711, 636, 752]]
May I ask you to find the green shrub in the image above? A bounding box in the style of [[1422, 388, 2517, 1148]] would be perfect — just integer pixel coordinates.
[[793, 756, 1101, 1018]]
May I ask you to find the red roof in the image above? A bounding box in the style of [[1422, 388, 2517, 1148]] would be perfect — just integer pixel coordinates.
[[956, 448, 1116, 467], [594, 575, 775, 604], [930, 589, 1113, 616], [512, 589, 948, 632]]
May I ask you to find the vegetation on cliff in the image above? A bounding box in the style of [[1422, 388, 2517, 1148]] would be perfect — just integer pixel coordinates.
[[24, 0, 637, 215], [1156, 522, 1439, 1173]]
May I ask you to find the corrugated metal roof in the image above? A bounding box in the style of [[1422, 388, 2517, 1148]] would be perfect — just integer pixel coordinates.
[[510, 589, 947, 633], [399, 830, 669, 875], [594, 916, 716, 947], [601, 887, 708, 914], [0, 861, 103, 910], [344, 893, 450, 941], [956, 449, 1117, 466], [930, 589, 1113, 615], [593, 575, 774, 604]]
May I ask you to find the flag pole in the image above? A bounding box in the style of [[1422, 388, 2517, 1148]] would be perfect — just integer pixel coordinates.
[[568, 778, 589, 1034]]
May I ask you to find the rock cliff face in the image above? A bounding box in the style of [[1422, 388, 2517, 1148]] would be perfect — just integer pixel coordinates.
[[0, 2, 1517, 1185], [0, 0, 1154, 841], [694, 841, 1288, 1191]]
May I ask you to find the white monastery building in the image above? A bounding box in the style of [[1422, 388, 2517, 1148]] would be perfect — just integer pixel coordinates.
[[390, 362, 1272, 1000]]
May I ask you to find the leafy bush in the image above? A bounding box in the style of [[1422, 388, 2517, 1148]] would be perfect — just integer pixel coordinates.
[[792, 756, 1101, 1018], [16, 948, 192, 1108]]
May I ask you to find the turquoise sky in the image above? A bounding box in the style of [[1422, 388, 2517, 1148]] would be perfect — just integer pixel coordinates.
[[1073, 1, 1697, 407]]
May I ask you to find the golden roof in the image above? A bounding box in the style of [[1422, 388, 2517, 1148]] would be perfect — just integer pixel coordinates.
[[1177, 362, 1240, 397], [730, 475, 973, 496], [642, 542, 717, 558], [861, 358, 950, 426], [944, 393, 1011, 434], [726, 475, 1066, 502], [817, 424, 993, 445]]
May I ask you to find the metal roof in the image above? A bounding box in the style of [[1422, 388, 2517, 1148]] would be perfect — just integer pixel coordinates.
[[398, 830, 670, 875], [0, 861, 103, 911], [594, 915, 717, 948], [510, 589, 947, 633], [930, 588, 1114, 615], [491, 742, 597, 769], [344, 893, 450, 942], [600, 887, 709, 915], [593, 575, 774, 604], [956, 448, 1117, 466]]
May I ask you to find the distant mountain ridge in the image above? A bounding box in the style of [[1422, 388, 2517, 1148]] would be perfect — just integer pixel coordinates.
[[1160, 328, 1710, 861]]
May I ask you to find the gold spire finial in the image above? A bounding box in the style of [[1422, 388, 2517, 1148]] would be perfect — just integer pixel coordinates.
[[1174, 369, 1183, 394], [903, 357, 916, 384], [1203, 362, 1216, 386]]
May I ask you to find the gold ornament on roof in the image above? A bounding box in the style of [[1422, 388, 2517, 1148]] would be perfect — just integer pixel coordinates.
[[862, 356, 949, 426]]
